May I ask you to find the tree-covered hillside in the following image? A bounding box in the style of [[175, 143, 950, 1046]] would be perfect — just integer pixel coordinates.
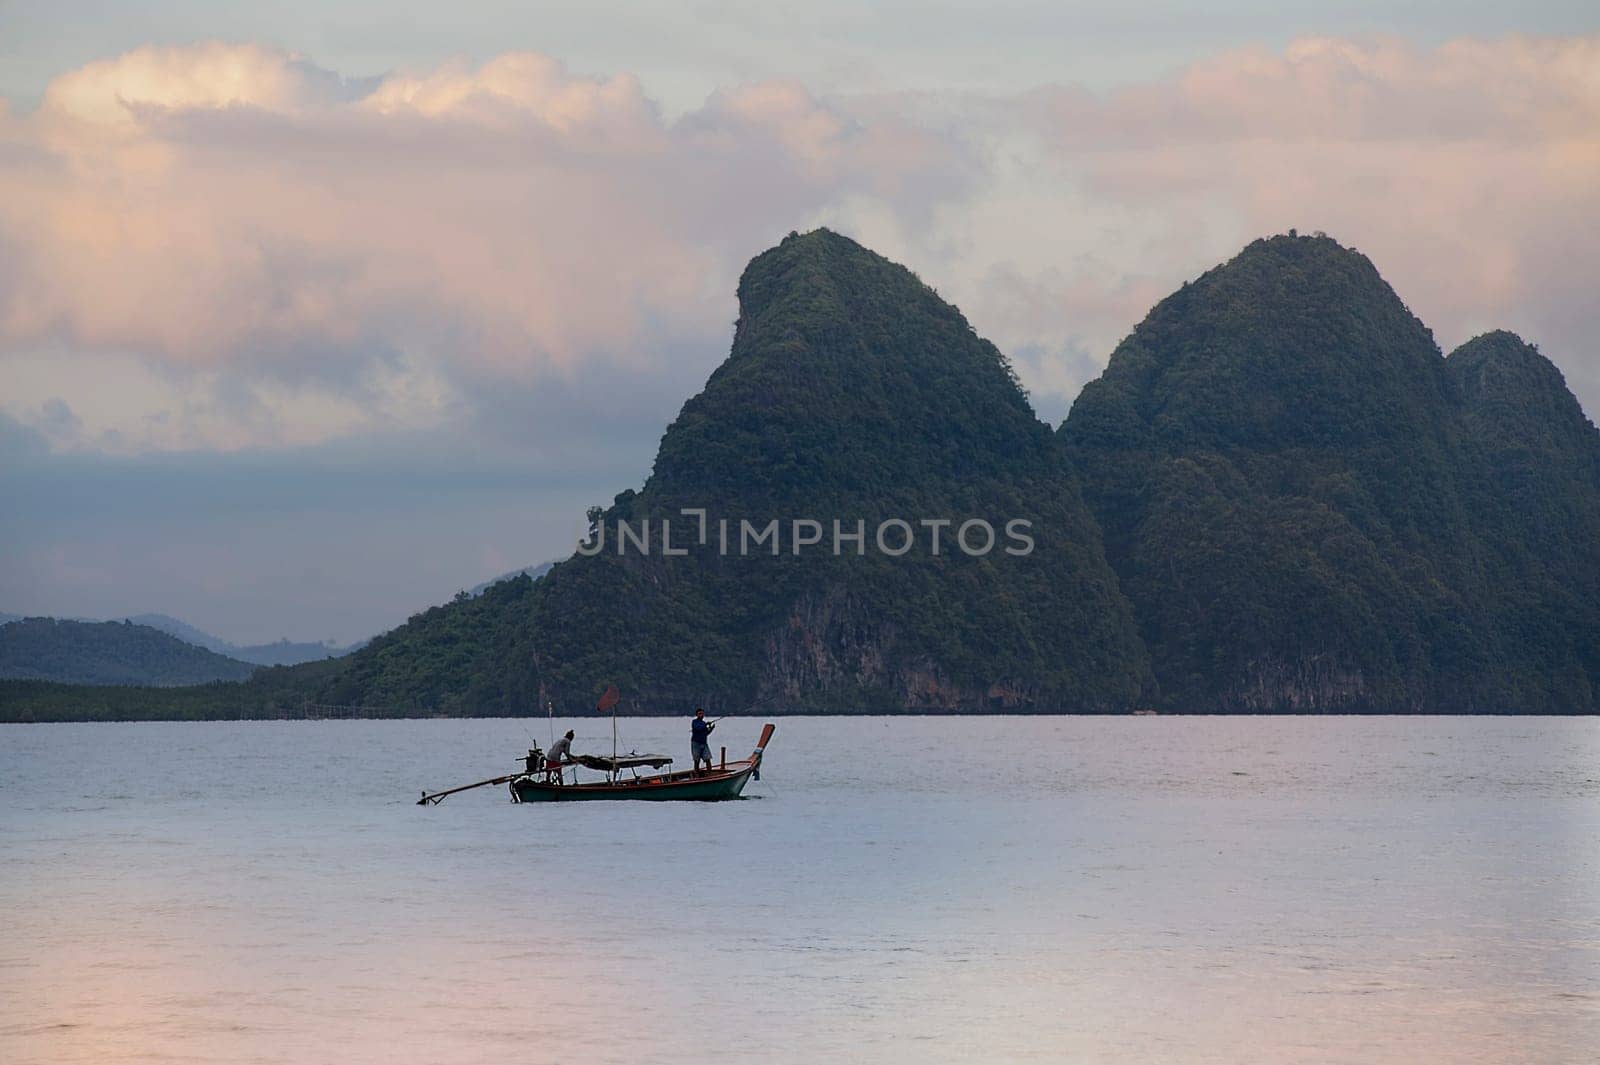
[[5, 230, 1595, 721], [323, 229, 1150, 714], [0, 618, 258, 686], [1062, 234, 1599, 711], [1447, 331, 1600, 707]]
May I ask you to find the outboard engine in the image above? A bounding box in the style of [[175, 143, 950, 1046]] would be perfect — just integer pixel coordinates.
[[524, 747, 543, 773]]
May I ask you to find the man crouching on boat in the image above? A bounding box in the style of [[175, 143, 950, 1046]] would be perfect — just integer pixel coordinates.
[[691, 709, 715, 772]]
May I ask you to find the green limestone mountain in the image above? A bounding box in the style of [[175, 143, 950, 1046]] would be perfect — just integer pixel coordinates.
[[8, 229, 1592, 722], [322, 229, 1150, 713], [1447, 331, 1600, 706], [1061, 234, 1600, 711]]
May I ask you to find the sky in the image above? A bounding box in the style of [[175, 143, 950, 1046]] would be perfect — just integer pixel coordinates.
[[2, 2, 1598, 644]]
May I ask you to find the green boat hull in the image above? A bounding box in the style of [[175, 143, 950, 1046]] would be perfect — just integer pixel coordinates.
[[510, 764, 755, 803]]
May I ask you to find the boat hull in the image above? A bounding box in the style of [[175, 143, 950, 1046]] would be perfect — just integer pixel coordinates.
[[510, 764, 755, 802]]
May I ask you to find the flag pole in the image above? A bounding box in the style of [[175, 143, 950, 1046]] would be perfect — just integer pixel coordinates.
[[593, 684, 621, 783]]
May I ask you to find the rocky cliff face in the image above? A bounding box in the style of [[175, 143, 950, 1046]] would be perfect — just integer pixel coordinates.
[[758, 584, 897, 706], [753, 582, 1041, 710]]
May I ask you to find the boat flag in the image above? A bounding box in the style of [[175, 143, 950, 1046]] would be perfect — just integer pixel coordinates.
[[595, 684, 620, 713]]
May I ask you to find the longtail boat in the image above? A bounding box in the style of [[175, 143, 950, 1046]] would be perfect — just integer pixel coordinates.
[[418, 722, 775, 805], [511, 722, 774, 803]]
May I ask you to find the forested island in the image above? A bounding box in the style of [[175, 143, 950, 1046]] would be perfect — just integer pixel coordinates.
[[4, 229, 1596, 721]]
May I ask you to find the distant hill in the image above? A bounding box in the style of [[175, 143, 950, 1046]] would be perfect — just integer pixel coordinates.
[[118, 613, 362, 666], [0, 618, 258, 686], [0, 611, 363, 667], [0, 560, 557, 678], [117, 612, 222, 650]]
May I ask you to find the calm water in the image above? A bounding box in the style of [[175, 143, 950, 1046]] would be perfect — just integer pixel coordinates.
[[2, 716, 1597, 1064]]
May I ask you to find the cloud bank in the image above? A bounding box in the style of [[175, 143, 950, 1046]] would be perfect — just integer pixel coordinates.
[[1, 35, 1596, 455], [0, 43, 975, 452], [1016, 34, 1600, 404]]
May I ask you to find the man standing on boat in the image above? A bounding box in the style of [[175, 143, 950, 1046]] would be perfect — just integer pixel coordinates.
[[691, 709, 715, 772], [548, 729, 575, 766]]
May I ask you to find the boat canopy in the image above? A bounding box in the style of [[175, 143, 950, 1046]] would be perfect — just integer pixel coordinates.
[[573, 753, 674, 772]]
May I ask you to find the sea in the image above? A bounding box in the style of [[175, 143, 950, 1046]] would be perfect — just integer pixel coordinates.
[[2, 716, 1597, 1064]]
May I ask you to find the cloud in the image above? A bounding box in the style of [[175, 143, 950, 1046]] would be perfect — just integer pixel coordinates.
[[0, 44, 976, 452], [1005, 33, 1600, 408], [39, 42, 361, 127], [1, 35, 1596, 458], [1027, 34, 1600, 146], [360, 52, 655, 132]]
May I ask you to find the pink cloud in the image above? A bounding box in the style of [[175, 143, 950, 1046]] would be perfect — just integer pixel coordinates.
[[0, 46, 970, 409], [994, 34, 1600, 410], [40, 42, 350, 127], [1, 35, 1596, 454], [1031, 34, 1600, 146]]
